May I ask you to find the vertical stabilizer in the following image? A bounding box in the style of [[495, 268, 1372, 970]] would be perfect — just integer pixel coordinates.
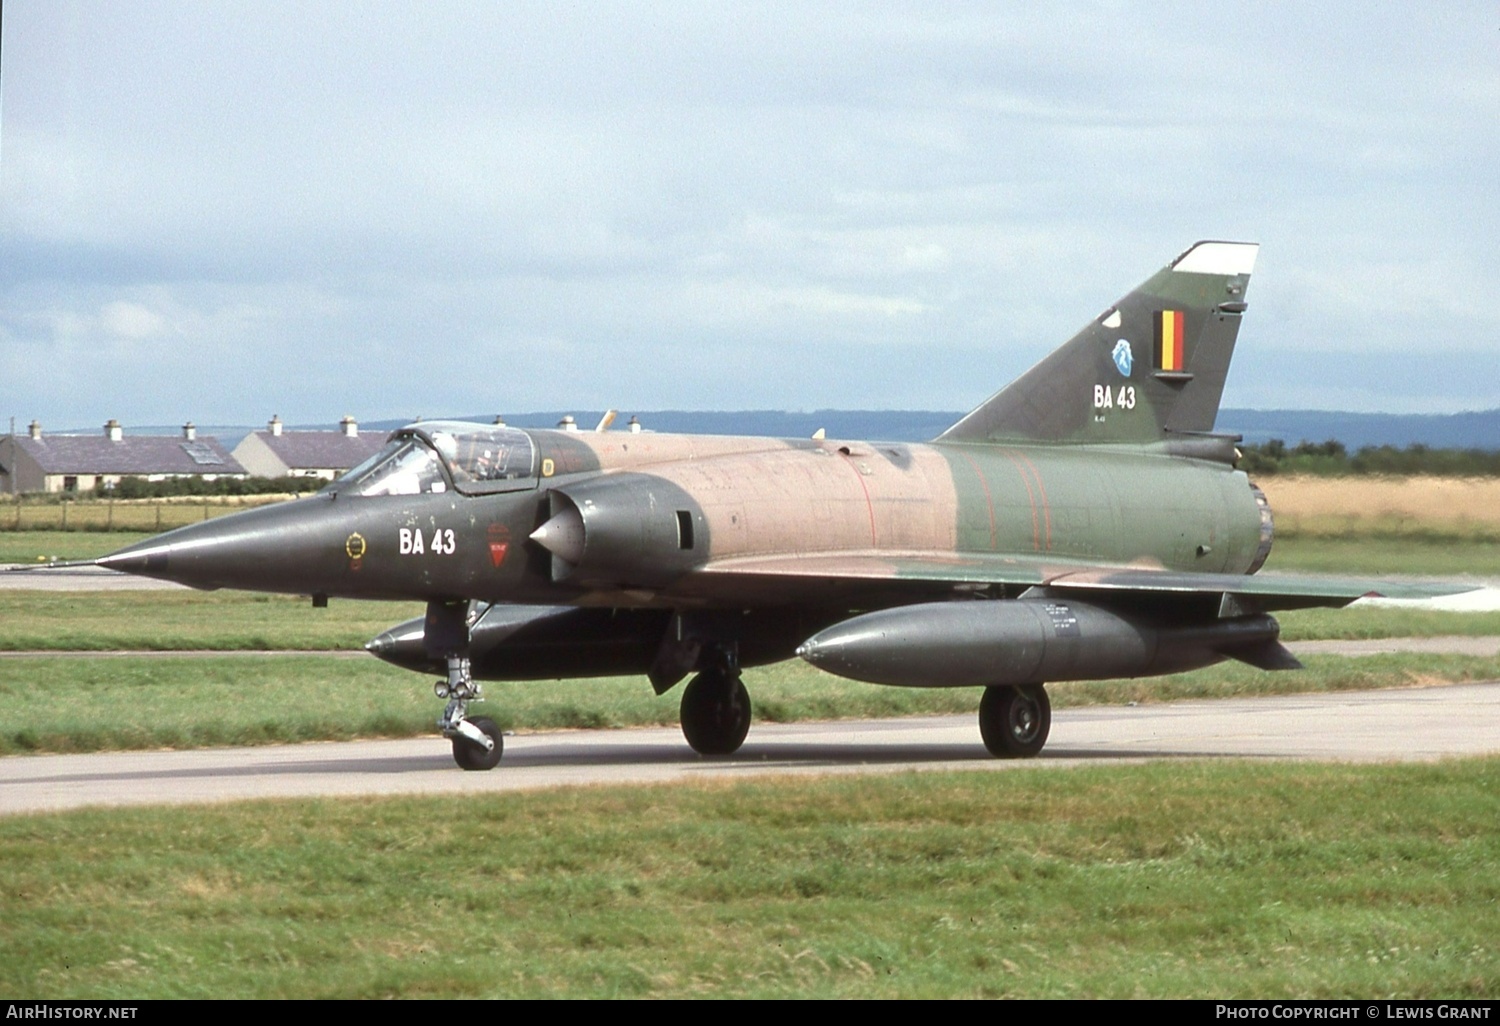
[[938, 241, 1258, 445]]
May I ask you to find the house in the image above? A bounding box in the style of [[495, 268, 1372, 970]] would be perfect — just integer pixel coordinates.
[[230, 415, 387, 480], [0, 421, 247, 494]]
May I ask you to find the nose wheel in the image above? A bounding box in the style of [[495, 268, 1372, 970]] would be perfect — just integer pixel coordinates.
[[451, 716, 503, 771]]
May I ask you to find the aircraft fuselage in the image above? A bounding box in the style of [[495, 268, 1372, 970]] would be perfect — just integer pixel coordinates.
[[97, 426, 1267, 611]]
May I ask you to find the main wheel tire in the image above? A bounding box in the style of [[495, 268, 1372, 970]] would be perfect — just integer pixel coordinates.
[[452, 716, 504, 771], [979, 685, 1050, 758], [680, 671, 752, 756]]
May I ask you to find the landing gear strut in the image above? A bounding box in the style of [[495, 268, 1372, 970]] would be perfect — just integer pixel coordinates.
[[428, 600, 503, 771], [679, 647, 751, 756], [438, 656, 502, 771], [979, 684, 1050, 758]]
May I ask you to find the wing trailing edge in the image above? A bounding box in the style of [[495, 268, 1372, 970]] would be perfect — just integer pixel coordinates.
[[694, 550, 1477, 613]]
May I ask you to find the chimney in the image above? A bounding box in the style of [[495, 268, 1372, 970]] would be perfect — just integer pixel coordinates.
[[182, 422, 196, 441], [340, 415, 358, 438], [558, 415, 578, 432], [269, 415, 283, 437], [105, 419, 123, 442], [27, 421, 41, 440]]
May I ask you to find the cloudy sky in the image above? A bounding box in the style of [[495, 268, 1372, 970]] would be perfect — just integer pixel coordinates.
[[3, 2, 1497, 432]]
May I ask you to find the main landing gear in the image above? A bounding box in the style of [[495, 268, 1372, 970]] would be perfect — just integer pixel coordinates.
[[679, 646, 751, 756], [978, 683, 1051, 758]]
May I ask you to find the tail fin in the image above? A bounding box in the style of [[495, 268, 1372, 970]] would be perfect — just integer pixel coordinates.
[[937, 240, 1259, 445]]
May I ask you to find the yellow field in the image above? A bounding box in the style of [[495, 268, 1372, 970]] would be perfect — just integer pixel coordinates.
[[1258, 475, 1500, 538]]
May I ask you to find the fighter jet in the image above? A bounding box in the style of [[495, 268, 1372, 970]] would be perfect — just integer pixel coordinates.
[[90, 241, 1460, 769]]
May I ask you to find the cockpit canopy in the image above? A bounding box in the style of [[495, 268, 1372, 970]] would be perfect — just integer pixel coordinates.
[[330, 422, 537, 497]]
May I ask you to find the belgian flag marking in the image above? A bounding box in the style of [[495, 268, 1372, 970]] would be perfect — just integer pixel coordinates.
[[1154, 310, 1185, 371]]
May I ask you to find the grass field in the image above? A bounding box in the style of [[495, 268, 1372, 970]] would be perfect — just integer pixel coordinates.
[[0, 530, 153, 562], [2, 759, 1496, 998], [4, 480, 1499, 999], [0, 590, 422, 651], [1, 589, 1496, 653], [1, 589, 1499, 755], [3, 649, 1499, 756]]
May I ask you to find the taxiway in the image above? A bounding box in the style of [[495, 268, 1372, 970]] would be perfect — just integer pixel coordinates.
[[2, 682, 1496, 816]]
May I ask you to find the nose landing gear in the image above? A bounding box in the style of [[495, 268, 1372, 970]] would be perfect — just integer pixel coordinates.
[[437, 655, 503, 770], [428, 599, 504, 771]]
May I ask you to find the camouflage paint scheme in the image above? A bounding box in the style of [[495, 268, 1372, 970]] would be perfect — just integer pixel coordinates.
[[90, 242, 1466, 766]]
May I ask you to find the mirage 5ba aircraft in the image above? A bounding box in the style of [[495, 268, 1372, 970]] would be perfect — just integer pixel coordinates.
[[90, 241, 1457, 769]]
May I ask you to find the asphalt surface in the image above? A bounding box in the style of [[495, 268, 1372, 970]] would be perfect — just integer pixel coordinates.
[[3, 682, 1497, 817], [0, 564, 184, 590]]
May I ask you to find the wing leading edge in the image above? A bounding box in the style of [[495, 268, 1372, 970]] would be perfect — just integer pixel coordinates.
[[694, 551, 1475, 613]]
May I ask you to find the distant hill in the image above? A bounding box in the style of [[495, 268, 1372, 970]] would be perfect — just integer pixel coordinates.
[[460, 409, 1500, 449], [53, 408, 1500, 451], [1214, 409, 1500, 451]]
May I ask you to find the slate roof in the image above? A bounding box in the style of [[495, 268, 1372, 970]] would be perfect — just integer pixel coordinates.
[[245, 431, 388, 471], [11, 435, 246, 475]]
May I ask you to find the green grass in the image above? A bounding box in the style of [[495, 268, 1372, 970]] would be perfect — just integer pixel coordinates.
[[1, 589, 1495, 654], [0, 591, 422, 651], [0, 530, 154, 563], [3, 651, 1498, 756], [0, 499, 253, 534], [0, 548, 1495, 754], [1276, 606, 1500, 641], [2, 759, 1496, 997], [1267, 534, 1500, 576]]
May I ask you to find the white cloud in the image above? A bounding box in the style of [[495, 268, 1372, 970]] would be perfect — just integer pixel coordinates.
[[1, 1, 1497, 426], [98, 301, 165, 340]]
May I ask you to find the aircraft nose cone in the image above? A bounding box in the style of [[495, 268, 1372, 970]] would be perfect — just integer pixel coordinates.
[[96, 546, 170, 576], [95, 543, 173, 577], [364, 631, 395, 656], [90, 496, 344, 592]]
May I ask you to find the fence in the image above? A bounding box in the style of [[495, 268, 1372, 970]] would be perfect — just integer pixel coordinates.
[[3, 495, 294, 532]]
